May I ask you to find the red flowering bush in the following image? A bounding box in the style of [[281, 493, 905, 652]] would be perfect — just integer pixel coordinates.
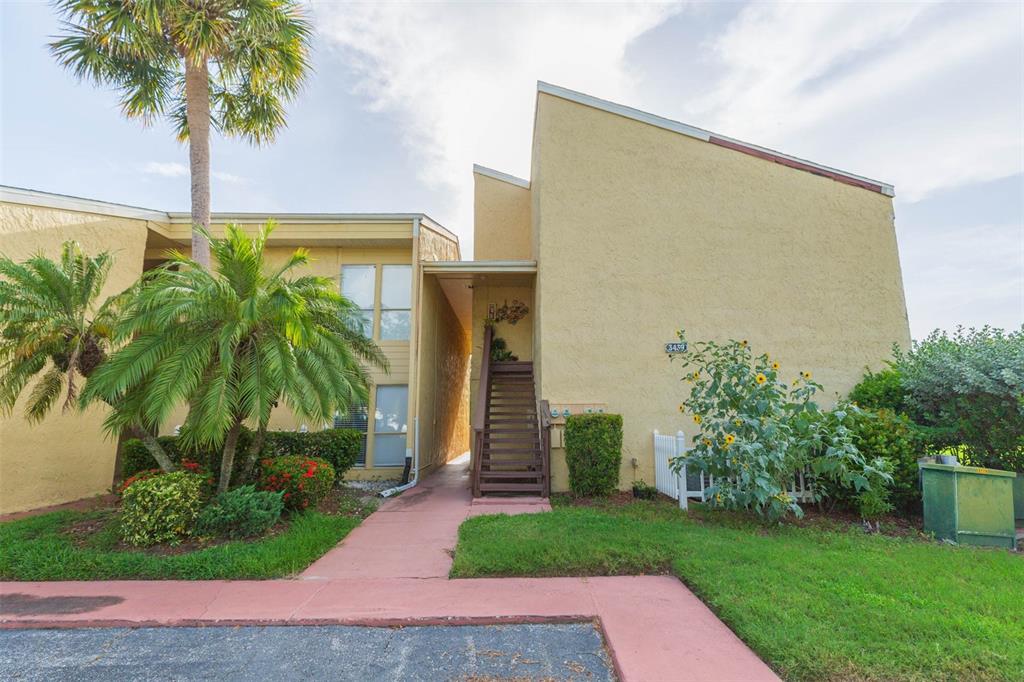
[[259, 455, 335, 510], [119, 459, 215, 497], [118, 469, 161, 494]]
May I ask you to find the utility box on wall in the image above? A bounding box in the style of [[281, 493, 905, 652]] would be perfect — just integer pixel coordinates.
[[545, 403, 609, 449], [921, 463, 1017, 549]]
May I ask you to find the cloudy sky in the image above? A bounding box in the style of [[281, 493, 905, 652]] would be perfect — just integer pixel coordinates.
[[1, 1, 1021, 340]]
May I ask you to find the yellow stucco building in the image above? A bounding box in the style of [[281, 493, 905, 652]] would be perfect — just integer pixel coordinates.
[[0, 83, 909, 512]]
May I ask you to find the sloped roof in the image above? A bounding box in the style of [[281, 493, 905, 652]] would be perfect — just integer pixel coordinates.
[[536, 82, 894, 197]]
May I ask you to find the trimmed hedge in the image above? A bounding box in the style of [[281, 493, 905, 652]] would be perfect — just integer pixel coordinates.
[[122, 427, 363, 483], [564, 413, 623, 497]]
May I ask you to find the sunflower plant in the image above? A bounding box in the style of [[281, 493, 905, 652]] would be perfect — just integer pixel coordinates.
[[669, 330, 890, 520]]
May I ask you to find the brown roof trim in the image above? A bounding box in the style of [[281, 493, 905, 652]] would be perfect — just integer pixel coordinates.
[[707, 137, 886, 194]]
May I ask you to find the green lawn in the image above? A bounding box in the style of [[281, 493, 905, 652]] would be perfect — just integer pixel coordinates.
[[452, 497, 1024, 682], [0, 506, 363, 581]]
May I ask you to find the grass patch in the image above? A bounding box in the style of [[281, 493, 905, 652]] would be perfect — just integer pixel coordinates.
[[452, 497, 1024, 681], [0, 489, 373, 581]]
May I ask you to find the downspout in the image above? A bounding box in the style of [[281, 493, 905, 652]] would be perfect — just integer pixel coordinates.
[[381, 217, 423, 498]]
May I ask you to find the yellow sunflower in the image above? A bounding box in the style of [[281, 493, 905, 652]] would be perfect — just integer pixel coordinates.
[[740, 339, 749, 347], [693, 414, 702, 425], [771, 361, 780, 371], [802, 370, 812, 380], [755, 373, 767, 385], [678, 404, 685, 413], [733, 418, 742, 426], [724, 434, 736, 446], [702, 438, 712, 447], [692, 371, 700, 380]]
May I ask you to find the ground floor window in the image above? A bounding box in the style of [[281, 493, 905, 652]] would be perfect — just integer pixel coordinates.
[[373, 384, 409, 467], [334, 403, 368, 466]]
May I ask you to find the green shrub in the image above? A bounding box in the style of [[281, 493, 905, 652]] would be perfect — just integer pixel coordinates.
[[120, 471, 204, 546], [195, 485, 284, 539], [261, 430, 362, 476], [259, 456, 335, 510], [848, 367, 910, 415], [564, 414, 623, 496], [851, 409, 927, 514], [121, 432, 252, 481], [121, 428, 362, 482], [632, 480, 658, 500], [894, 326, 1023, 471]]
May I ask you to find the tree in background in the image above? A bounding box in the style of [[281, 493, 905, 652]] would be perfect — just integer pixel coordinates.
[[895, 326, 1023, 471], [0, 242, 175, 470], [82, 222, 388, 493], [50, 0, 312, 267]]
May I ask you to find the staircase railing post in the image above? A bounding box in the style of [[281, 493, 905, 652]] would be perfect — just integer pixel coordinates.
[[472, 324, 494, 498], [538, 399, 552, 498]]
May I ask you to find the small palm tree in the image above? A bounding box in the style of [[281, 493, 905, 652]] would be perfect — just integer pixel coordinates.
[[0, 242, 176, 470], [50, 1, 312, 268], [0, 242, 117, 417], [83, 222, 388, 493]]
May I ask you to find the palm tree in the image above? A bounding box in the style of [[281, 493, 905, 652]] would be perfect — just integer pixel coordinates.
[[50, 1, 312, 268], [83, 222, 388, 493], [0, 242, 175, 471]]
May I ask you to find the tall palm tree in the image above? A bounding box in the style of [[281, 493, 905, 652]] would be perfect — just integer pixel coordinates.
[[0, 242, 175, 471], [83, 222, 388, 493], [50, 1, 312, 268]]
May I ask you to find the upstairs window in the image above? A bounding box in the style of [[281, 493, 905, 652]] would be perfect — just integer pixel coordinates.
[[380, 265, 411, 341], [341, 265, 376, 337]]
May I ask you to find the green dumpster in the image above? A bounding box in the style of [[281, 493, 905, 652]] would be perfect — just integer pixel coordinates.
[[921, 463, 1016, 550], [1014, 473, 1024, 524]]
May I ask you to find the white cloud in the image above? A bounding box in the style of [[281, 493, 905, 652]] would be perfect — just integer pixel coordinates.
[[314, 1, 682, 251], [142, 161, 188, 178], [683, 2, 1023, 202], [142, 161, 246, 184]]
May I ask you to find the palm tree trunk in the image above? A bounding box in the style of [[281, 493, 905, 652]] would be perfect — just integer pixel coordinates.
[[218, 417, 244, 494], [126, 425, 177, 473], [184, 57, 211, 268], [242, 421, 268, 482]]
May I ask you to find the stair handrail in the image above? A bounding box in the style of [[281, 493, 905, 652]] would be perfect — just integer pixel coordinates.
[[537, 398, 552, 497], [472, 323, 494, 497]]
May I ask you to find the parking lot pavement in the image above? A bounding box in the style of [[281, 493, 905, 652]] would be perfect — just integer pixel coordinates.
[[0, 622, 615, 681]]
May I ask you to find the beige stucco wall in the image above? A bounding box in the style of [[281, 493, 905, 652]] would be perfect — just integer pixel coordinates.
[[417, 276, 471, 476], [531, 93, 911, 492], [0, 202, 152, 513], [473, 173, 533, 261]]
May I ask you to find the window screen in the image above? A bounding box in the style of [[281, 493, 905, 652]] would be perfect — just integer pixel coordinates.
[[380, 265, 411, 340], [341, 265, 376, 336], [333, 403, 368, 467]]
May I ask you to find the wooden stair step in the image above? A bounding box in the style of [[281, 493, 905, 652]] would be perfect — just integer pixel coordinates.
[[479, 482, 544, 492], [482, 459, 543, 467], [480, 471, 542, 479]]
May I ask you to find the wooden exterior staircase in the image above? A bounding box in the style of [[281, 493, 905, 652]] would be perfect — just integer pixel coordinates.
[[472, 326, 550, 497]]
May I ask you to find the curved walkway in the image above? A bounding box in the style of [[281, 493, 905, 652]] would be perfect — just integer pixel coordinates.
[[0, 457, 777, 682]]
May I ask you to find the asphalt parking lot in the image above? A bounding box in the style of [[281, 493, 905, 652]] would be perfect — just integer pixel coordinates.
[[0, 622, 615, 681]]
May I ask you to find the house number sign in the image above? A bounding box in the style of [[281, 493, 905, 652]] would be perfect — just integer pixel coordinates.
[[664, 342, 687, 354]]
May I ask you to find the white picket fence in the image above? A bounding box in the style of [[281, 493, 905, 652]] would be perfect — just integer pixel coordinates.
[[653, 430, 814, 510]]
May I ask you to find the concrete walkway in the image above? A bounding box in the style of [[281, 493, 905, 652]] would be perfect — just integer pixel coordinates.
[[302, 453, 550, 580], [0, 456, 778, 682]]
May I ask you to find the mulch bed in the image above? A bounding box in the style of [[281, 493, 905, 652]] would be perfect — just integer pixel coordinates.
[[60, 484, 375, 556]]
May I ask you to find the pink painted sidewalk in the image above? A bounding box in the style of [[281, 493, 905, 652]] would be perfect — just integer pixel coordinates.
[[0, 456, 778, 682]]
